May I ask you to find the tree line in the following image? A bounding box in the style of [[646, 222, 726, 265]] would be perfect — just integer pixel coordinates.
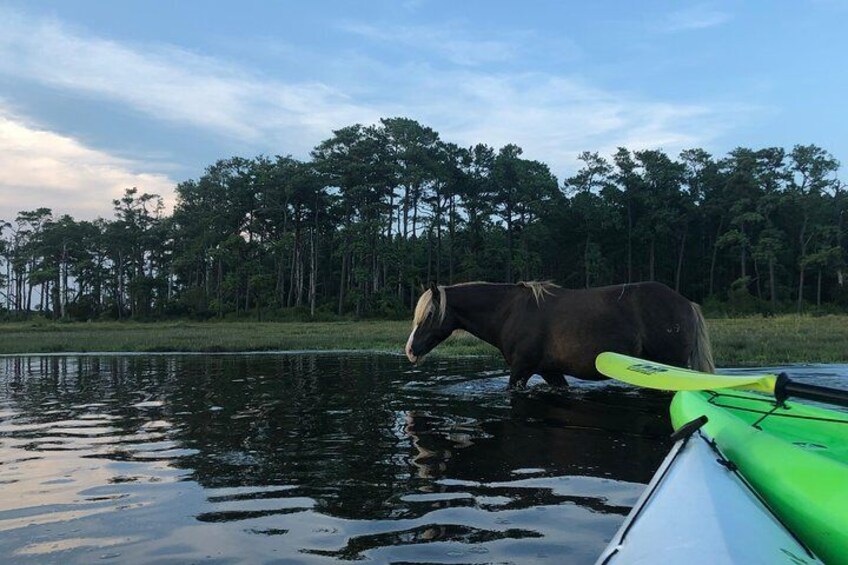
[[1, 117, 845, 321]]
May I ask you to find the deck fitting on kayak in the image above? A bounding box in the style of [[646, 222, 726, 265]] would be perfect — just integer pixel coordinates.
[[774, 372, 791, 406], [669, 415, 708, 442]]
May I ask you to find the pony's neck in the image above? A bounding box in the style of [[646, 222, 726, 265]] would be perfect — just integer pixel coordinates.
[[445, 284, 517, 350]]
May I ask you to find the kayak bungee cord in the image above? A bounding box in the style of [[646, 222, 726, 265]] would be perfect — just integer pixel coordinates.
[[706, 391, 848, 424]]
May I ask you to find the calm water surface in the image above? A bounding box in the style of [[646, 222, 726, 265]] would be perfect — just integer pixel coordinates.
[[0, 353, 844, 564]]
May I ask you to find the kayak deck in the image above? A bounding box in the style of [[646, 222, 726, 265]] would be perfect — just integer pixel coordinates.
[[597, 430, 822, 564]]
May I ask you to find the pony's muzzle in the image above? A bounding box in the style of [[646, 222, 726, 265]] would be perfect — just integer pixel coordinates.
[[405, 330, 418, 364], [406, 345, 418, 364]]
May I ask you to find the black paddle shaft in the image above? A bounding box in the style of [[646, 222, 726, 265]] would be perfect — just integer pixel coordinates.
[[775, 373, 848, 408]]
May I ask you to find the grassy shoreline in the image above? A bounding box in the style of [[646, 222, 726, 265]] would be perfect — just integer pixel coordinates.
[[0, 316, 847, 366]]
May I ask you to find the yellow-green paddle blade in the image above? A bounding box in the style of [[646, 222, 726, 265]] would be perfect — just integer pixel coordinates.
[[595, 352, 778, 394]]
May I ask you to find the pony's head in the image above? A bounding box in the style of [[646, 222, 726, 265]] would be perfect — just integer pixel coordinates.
[[406, 283, 457, 364]]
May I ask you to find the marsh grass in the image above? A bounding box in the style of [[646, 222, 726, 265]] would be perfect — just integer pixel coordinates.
[[0, 320, 498, 357], [709, 315, 848, 366], [0, 316, 847, 366]]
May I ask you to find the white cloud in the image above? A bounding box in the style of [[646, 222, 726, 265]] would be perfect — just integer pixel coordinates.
[[0, 104, 175, 221], [341, 22, 523, 67], [658, 5, 731, 32], [0, 9, 380, 152], [0, 7, 752, 196], [385, 70, 750, 176], [340, 21, 583, 68]]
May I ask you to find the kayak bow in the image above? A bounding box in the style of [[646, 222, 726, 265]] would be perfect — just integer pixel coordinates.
[[671, 390, 848, 565], [594, 352, 848, 564]]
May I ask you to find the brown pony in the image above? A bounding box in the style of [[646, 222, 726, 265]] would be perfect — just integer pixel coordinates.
[[405, 281, 714, 388]]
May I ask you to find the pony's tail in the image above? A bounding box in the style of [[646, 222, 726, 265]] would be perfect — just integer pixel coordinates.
[[689, 303, 715, 373]]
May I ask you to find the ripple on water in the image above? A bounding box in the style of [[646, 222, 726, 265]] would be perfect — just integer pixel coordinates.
[[2, 353, 838, 563]]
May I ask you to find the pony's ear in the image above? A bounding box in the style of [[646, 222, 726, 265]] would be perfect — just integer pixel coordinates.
[[429, 282, 440, 301]]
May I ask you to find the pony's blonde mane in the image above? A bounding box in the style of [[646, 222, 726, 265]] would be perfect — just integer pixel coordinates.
[[518, 280, 559, 304], [412, 287, 447, 328], [412, 280, 559, 327]]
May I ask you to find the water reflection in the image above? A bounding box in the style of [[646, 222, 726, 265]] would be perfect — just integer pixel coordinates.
[[0, 353, 768, 563]]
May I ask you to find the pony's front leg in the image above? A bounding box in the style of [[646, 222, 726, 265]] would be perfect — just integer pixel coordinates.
[[507, 367, 533, 389]]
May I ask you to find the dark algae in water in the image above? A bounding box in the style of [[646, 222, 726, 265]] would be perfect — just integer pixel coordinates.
[[0, 353, 673, 563]]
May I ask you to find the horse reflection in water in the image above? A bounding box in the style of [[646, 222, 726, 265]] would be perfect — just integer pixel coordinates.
[[401, 386, 672, 486], [406, 281, 714, 389], [404, 411, 476, 480]]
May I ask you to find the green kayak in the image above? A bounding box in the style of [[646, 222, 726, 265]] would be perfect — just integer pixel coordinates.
[[670, 389, 848, 565]]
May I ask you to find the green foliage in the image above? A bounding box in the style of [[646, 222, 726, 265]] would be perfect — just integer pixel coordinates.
[[1, 118, 846, 321], [726, 277, 758, 314]]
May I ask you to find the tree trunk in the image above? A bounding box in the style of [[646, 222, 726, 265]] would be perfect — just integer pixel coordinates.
[[709, 218, 725, 297], [372, 230, 379, 294], [436, 204, 442, 285], [295, 227, 304, 307], [412, 193, 419, 241], [116, 253, 123, 320], [506, 202, 514, 283], [217, 258, 223, 318], [288, 234, 298, 308], [627, 202, 633, 283], [50, 268, 62, 320], [797, 214, 809, 311], [648, 238, 656, 281], [403, 184, 410, 240], [675, 229, 687, 293], [448, 194, 456, 284], [401, 184, 409, 304], [26, 262, 34, 312], [94, 254, 102, 315], [280, 247, 287, 309], [51, 280, 60, 319], [426, 226, 433, 284], [338, 250, 347, 316], [6, 260, 11, 310], [752, 257, 763, 300], [309, 227, 317, 317], [245, 274, 250, 313], [61, 242, 68, 319], [15, 266, 22, 312], [769, 258, 776, 307]]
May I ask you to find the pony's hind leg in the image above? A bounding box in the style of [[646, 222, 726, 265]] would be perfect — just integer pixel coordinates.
[[540, 373, 568, 388], [508, 368, 567, 389]]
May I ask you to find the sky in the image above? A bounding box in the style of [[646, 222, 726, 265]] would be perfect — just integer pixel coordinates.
[[0, 0, 846, 221]]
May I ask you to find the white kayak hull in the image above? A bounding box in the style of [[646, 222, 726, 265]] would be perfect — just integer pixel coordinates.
[[597, 431, 822, 564]]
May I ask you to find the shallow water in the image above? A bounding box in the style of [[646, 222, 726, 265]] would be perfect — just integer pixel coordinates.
[[0, 354, 844, 564]]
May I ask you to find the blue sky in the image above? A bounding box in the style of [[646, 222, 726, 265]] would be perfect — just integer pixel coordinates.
[[0, 0, 846, 220]]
